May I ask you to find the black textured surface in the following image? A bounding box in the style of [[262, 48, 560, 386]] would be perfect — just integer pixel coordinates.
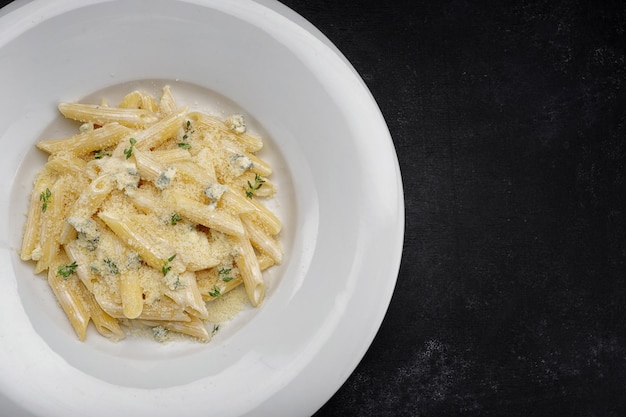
[[280, 1, 626, 416], [2, 0, 625, 416]]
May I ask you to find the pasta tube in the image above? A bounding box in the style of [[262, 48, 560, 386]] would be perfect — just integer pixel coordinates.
[[58, 103, 158, 128], [36, 122, 132, 155]]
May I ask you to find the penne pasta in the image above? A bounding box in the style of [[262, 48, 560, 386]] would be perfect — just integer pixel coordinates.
[[82, 285, 126, 342], [36, 175, 72, 273], [151, 148, 192, 165], [99, 296, 191, 323], [36, 122, 132, 155], [196, 268, 244, 301], [119, 269, 144, 319], [132, 148, 168, 183], [134, 106, 188, 151], [45, 152, 89, 175], [139, 317, 211, 343], [20, 172, 50, 261], [241, 195, 282, 236], [97, 211, 183, 274], [58, 103, 158, 128], [189, 111, 263, 152], [173, 161, 214, 186], [241, 214, 283, 265], [164, 189, 245, 237], [220, 140, 272, 177], [232, 172, 276, 198], [158, 85, 177, 115], [63, 240, 98, 292], [163, 271, 209, 320], [59, 174, 116, 244], [47, 254, 91, 341], [220, 189, 258, 215], [20, 86, 282, 343], [257, 253, 276, 271], [118, 90, 159, 112], [192, 147, 218, 182], [233, 232, 265, 307]]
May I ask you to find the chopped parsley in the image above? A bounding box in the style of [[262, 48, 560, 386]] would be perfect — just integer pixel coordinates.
[[177, 142, 191, 149], [162, 254, 176, 276], [40, 188, 51, 213], [123, 138, 137, 159], [212, 324, 220, 335], [169, 212, 182, 225], [208, 285, 222, 298], [57, 261, 78, 279], [245, 174, 266, 198], [218, 268, 233, 282]]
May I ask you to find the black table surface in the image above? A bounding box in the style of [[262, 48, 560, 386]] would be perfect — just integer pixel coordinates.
[[2, 1, 625, 416]]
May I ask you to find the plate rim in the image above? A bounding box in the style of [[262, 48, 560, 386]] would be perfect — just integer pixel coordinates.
[[0, 1, 405, 416]]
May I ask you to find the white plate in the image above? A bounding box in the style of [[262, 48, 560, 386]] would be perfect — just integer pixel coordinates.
[[0, 1, 404, 416]]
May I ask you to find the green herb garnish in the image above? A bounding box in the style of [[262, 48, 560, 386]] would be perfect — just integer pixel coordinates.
[[170, 213, 182, 225], [218, 268, 233, 282], [208, 285, 221, 298], [162, 254, 176, 276], [123, 138, 137, 159], [40, 188, 51, 213], [177, 142, 191, 149], [245, 174, 266, 198], [57, 261, 78, 279]]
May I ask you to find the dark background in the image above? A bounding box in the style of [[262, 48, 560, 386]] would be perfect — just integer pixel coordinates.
[[276, 1, 626, 416], [2, 1, 626, 416], [282, 0, 626, 417]]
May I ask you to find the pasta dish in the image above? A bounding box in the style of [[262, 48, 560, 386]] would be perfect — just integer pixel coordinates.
[[19, 86, 282, 343]]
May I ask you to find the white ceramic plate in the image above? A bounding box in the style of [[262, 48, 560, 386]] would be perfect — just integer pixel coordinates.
[[0, 1, 404, 416]]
